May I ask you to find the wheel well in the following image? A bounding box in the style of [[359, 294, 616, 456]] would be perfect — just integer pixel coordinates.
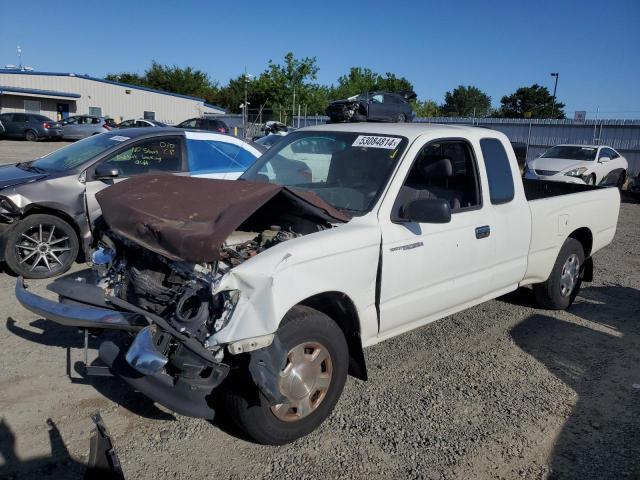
[[21, 206, 84, 261], [568, 227, 593, 258], [298, 292, 368, 381]]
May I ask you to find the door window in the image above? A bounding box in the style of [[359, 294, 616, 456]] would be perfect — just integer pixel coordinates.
[[179, 119, 197, 128], [371, 94, 383, 103], [13, 113, 28, 122], [101, 137, 183, 177], [62, 116, 80, 125], [394, 139, 481, 219], [480, 138, 515, 205], [187, 139, 258, 173]]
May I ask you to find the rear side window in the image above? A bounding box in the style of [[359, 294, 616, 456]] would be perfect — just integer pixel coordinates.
[[480, 138, 514, 205], [187, 139, 258, 174]]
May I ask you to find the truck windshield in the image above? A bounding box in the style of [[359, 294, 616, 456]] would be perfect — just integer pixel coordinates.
[[541, 146, 597, 161], [31, 134, 126, 172], [241, 131, 408, 214]]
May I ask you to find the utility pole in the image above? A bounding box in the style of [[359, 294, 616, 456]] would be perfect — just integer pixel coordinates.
[[550, 72, 559, 118], [292, 85, 296, 128]]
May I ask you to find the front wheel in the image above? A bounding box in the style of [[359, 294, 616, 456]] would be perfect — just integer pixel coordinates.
[[533, 238, 585, 310], [4, 214, 79, 279], [225, 306, 348, 445]]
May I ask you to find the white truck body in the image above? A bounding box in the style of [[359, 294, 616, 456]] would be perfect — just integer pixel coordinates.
[[212, 123, 620, 347]]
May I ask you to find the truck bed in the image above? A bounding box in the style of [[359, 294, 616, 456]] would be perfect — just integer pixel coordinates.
[[522, 178, 598, 200]]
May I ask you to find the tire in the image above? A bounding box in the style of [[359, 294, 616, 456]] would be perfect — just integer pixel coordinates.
[[396, 113, 407, 123], [5, 214, 79, 279], [533, 238, 585, 310], [225, 305, 349, 445], [585, 174, 596, 186], [25, 130, 38, 142]]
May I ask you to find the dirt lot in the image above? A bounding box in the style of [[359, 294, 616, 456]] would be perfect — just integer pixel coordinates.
[[0, 139, 639, 480]]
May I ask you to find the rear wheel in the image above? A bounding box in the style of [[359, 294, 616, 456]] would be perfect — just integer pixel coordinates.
[[5, 214, 79, 279], [533, 238, 585, 310], [396, 113, 407, 123], [225, 306, 348, 445], [25, 130, 38, 142]]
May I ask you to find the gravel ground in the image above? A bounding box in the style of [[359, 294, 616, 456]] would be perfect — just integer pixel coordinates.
[[0, 140, 639, 479]]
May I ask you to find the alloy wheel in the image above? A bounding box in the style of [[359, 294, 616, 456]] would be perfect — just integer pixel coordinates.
[[15, 223, 72, 273], [560, 253, 580, 297]]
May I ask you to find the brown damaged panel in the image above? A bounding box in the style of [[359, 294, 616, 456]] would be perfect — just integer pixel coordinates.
[[96, 173, 349, 263]]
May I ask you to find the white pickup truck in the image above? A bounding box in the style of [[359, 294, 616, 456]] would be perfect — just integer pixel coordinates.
[[17, 123, 620, 445]]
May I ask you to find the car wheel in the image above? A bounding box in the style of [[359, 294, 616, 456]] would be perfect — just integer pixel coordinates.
[[533, 237, 585, 310], [225, 305, 348, 445], [585, 174, 596, 186], [25, 130, 38, 142], [396, 113, 407, 123], [5, 214, 79, 279]]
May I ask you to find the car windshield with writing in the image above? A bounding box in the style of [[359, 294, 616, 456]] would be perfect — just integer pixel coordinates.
[[241, 131, 408, 215], [30, 134, 127, 172], [542, 146, 597, 161]]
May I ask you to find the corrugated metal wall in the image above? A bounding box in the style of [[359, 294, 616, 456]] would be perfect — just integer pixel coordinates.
[[0, 72, 224, 124], [291, 115, 640, 174]]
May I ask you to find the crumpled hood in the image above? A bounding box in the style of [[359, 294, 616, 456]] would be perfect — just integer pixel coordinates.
[[528, 157, 592, 173], [96, 173, 349, 263], [0, 164, 47, 189], [329, 98, 361, 106]]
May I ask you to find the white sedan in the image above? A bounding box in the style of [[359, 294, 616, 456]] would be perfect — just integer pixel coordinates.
[[523, 144, 628, 187]]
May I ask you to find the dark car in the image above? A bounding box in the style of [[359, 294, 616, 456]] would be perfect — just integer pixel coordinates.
[[326, 91, 415, 123], [176, 117, 229, 134], [0, 127, 263, 278], [0, 112, 63, 141]]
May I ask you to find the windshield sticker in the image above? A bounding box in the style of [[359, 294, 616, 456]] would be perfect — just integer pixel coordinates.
[[109, 135, 130, 142], [352, 135, 402, 149]]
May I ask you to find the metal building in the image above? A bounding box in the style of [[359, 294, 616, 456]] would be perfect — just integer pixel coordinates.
[[0, 69, 225, 124]]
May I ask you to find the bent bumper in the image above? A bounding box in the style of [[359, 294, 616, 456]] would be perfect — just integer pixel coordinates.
[[15, 277, 146, 331]]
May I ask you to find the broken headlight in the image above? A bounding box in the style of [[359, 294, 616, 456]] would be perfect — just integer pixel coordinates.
[[213, 290, 240, 332]]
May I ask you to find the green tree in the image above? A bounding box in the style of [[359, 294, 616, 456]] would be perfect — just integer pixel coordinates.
[[412, 99, 441, 117], [497, 84, 565, 119], [441, 85, 491, 117], [105, 61, 219, 104], [332, 67, 414, 99]]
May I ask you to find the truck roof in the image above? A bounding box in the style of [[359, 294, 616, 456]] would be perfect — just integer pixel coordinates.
[[300, 122, 502, 142]]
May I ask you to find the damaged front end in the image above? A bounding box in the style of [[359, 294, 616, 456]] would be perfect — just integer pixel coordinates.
[[326, 100, 367, 123], [16, 174, 348, 418]]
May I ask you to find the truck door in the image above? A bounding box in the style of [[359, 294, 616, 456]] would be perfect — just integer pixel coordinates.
[[377, 138, 495, 336]]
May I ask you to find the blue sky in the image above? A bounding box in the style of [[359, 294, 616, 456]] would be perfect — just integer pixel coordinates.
[[1, 0, 639, 118]]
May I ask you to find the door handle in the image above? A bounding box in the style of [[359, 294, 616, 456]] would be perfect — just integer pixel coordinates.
[[475, 225, 490, 239]]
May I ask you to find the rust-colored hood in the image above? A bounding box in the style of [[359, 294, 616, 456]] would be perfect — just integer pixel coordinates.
[[96, 174, 348, 263]]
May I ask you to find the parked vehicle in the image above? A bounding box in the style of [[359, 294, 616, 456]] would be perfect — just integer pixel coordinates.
[[523, 144, 628, 187], [0, 127, 263, 278], [60, 115, 116, 140], [0, 112, 62, 141], [176, 117, 229, 134], [118, 119, 168, 128], [16, 123, 620, 445], [326, 91, 415, 123]]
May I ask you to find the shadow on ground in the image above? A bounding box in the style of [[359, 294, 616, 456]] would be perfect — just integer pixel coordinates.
[[6, 317, 175, 421], [511, 285, 640, 479], [0, 417, 85, 479]]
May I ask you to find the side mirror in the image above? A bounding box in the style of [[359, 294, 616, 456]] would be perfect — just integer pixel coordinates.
[[599, 156, 611, 163], [401, 198, 451, 224], [94, 163, 120, 180]]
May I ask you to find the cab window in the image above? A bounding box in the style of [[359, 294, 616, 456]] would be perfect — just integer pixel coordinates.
[[393, 139, 481, 219], [480, 138, 515, 205]]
